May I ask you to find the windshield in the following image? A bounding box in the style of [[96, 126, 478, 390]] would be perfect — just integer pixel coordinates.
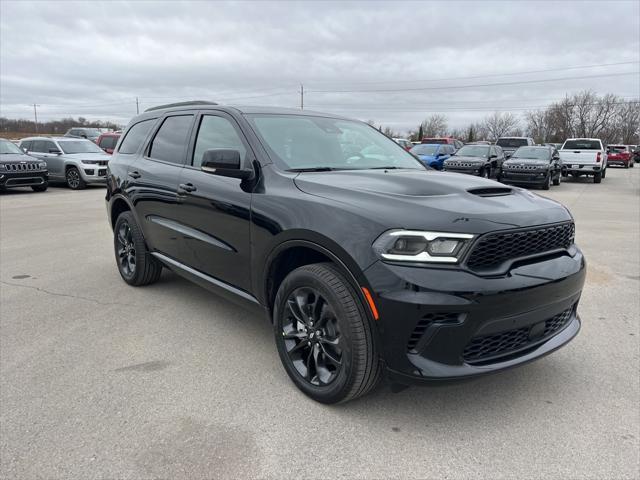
[[246, 114, 425, 171], [496, 138, 528, 148], [410, 144, 439, 155], [562, 140, 602, 150], [511, 147, 550, 160], [58, 140, 105, 154], [454, 145, 489, 157], [0, 140, 24, 154]]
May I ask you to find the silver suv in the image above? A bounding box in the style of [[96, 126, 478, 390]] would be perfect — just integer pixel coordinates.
[[65, 127, 102, 143], [19, 136, 111, 189]]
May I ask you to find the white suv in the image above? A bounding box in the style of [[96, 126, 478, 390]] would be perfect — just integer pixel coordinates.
[[559, 138, 607, 183]]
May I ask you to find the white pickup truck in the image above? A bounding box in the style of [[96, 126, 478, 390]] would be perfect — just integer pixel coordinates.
[[559, 138, 608, 183]]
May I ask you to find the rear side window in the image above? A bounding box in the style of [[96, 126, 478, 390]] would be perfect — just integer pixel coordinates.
[[149, 115, 194, 164], [563, 140, 602, 150], [99, 136, 118, 149], [192, 115, 247, 168], [31, 140, 57, 153], [20, 140, 33, 151], [118, 119, 156, 154]]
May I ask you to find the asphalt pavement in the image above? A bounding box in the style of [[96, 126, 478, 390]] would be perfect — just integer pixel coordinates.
[[1, 168, 639, 479]]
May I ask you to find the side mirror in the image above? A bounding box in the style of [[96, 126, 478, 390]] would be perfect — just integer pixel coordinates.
[[201, 149, 254, 180], [49, 149, 62, 155]]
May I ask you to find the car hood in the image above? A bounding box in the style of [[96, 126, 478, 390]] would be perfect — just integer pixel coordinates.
[[61, 152, 111, 161], [445, 155, 486, 163], [293, 169, 571, 233], [0, 153, 40, 164]]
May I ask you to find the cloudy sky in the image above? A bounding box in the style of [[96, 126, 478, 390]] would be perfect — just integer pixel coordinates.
[[1, 0, 638, 133]]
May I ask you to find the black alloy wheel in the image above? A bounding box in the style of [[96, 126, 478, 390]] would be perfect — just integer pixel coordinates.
[[116, 221, 137, 278], [274, 263, 381, 404], [113, 211, 162, 286], [553, 171, 561, 186], [542, 173, 551, 190]]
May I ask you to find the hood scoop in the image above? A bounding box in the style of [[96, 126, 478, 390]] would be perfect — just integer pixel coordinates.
[[467, 187, 513, 197]]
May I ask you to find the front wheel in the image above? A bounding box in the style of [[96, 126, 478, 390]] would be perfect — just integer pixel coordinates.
[[113, 211, 162, 286], [66, 167, 86, 190], [273, 263, 381, 404], [542, 174, 551, 190], [481, 167, 491, 179], [553, 172, 561, 186]]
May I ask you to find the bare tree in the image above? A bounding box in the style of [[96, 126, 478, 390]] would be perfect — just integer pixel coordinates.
[[480, 112, 520, 141], [421, 114, 448, 137], [526, 109, 554, 144], [617, 100, 640, 144]]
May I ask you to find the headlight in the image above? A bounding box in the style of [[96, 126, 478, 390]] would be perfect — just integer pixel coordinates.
[[372, 230, 475, 263], [38, 162, 47, 169]]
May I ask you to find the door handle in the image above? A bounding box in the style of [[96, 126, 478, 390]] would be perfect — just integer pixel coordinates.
[[178, 183, 197, 193], [128, 171, 141, 179]]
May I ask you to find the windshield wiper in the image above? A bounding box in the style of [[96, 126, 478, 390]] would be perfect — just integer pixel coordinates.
[[367, 166, 401, 170], [286, 167, 337, 172]]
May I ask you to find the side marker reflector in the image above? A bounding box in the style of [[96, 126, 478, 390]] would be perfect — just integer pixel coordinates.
[[361, 287, 379, 320]]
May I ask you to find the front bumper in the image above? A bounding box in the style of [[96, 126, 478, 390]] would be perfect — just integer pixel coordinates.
[[0, 170, 48, 188], [364, 248, 586, 384], [80, 164, 108, 184], [500, 170, 549, 186], [443, 165, 483, 176]]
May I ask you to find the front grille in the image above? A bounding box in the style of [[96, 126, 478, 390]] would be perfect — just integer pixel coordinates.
[[445, 162, 479, 168], [407, 312, 462, 352], [504, 164, 540, 171], [466, 222, 574, 271], [3, 163, 40, 171], [463, 308, 573, 363]]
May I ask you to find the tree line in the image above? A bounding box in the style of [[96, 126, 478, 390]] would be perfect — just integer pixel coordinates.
[[0, 116, 121, 135], [379, 91, 639, 145]]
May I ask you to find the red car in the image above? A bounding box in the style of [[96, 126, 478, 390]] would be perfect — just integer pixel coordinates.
[[96, 132, 121, 154], [607, 145, 634, 168], [421, 137, 464, 150]]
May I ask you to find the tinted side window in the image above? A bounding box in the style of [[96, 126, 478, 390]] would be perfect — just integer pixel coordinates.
[[99, 136, 117, 149], [21, 140, 33, 151], [32, 140, 55, 153], [119, 119, 156, 155], [192, 115, 246, 168], [149, 115, 193, 164]]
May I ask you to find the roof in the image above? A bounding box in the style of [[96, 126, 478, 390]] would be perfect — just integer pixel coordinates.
[[135, 101, 352, 121]]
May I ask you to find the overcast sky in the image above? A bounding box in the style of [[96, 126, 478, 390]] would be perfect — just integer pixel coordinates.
[[1, 0, 638, 133]]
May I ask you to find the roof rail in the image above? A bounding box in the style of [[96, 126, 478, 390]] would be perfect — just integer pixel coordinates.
[[144, 100, 218, 112]]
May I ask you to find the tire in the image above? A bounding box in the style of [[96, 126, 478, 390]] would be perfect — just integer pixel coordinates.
[[542, 174, 551, 190], [630, 161, 634, 168], [553, 172, 561, 186], [594, 172, 602, 183], [481, 167, 491, 179], [32, 182, 48, 192], [273, 263, 381, 404], [113, 211, 162, 286], [624, 161, 629, 169], [602, 168, 606, 179], [66, 167, 86, 190]]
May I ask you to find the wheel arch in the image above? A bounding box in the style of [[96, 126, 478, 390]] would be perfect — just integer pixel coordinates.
[[261, 239, 377, 325]]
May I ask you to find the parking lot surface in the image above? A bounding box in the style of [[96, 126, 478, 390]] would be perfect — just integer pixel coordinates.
[[1, 170, 639, 479]]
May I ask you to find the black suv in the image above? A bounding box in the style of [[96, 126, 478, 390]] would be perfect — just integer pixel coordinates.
[[501, 145, 563, 190], [0, 138, 48, 192], [442, 144, 505, 178], [106, 102, 586, 404]]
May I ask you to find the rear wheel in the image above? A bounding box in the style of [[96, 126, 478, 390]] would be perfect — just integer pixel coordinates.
[[624, 161, 629, 169], [273, 263, 381, 404], [630, 161, 634, 168], [602, 168, 606, 179], [32, 182, 48, 192], [594, 172, 602, 183], [66, 167, 86, 190], [113, 211, 162, 286]]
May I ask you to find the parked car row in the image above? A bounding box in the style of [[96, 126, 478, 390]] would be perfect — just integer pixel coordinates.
[[395, 134, 637, 190]]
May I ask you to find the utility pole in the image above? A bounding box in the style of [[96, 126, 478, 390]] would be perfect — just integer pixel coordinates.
[[32, 104, 40, 133], [136, 97, 140, 115], [300, 84, 304, 110]]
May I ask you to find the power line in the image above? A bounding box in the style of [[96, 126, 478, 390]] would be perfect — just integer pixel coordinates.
[[307, 72, 640, 94], [305, 61, 640, 87]]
